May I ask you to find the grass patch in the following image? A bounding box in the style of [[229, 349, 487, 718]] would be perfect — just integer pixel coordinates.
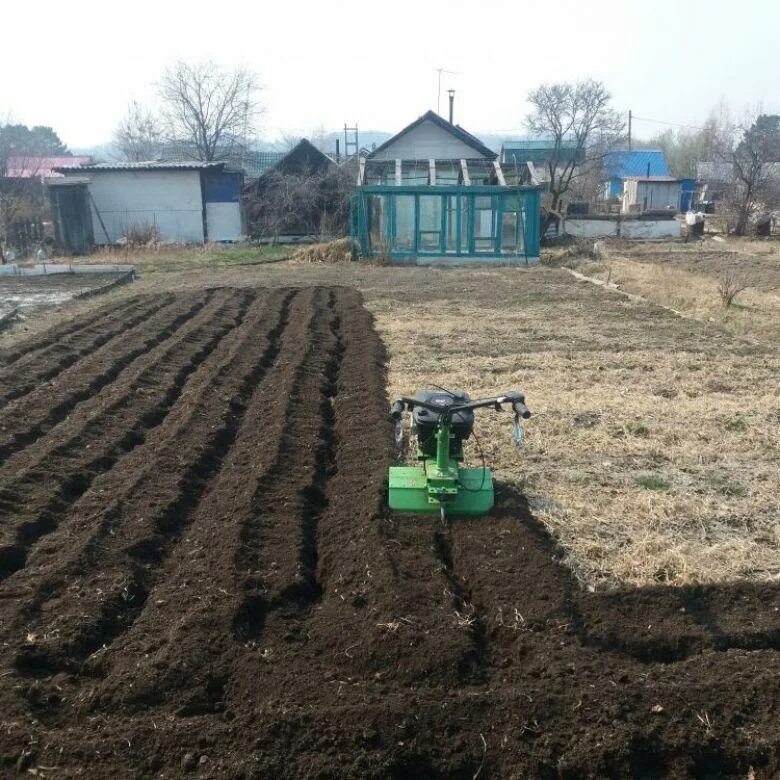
[[635, 474, 671, 491], [725, 417, 748, 432]]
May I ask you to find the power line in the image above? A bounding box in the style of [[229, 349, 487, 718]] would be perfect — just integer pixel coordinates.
[[628, 115, 707, 132]]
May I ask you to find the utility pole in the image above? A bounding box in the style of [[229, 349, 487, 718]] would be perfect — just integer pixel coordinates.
[[628, 109, 632, 152]]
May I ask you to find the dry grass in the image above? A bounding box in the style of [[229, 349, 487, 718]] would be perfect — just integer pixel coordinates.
[[291, 238, 352, 265], [4, 254, 779, 591], [578, 255, 780, 344], [63, 243, 291, 274]]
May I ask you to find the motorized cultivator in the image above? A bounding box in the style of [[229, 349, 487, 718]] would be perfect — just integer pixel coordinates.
[[388, 389, 531, 520]]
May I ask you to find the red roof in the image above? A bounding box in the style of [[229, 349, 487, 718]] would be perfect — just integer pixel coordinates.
[[5, 156, 92, 179]]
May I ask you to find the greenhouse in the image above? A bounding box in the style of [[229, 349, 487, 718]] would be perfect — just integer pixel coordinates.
[[350, 183, 541, 264], [348, 110, 542, 265]]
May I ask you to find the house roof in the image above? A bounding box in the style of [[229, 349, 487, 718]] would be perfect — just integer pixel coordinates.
[[624, 176, 682, 183], [368, 110, 496, 160], [6, 156, 92, 179], [257, 139, 335, 182], [504, 139, 578, 151], [54, 161, 228, 173], [603, 150, 669, 179]]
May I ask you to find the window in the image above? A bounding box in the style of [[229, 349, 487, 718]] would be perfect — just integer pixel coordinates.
[[418, 195, 442, 252], [367, 194, 386, 253], [392, 195, 415, 251], [500, 194, 525, 255], [473, 195, 496, 253], [444, 196, 458, 253], [460, 196, 470, 253]]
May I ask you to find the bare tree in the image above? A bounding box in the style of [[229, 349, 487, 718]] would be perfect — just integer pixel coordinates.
[[525, 79, 624, 232], [0, 120, 68, 257], [114, 101, 164, 161], [159, 61, 262, 161], [728, 113, 780, 235]]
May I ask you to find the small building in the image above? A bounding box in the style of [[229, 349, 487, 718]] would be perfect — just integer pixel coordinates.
[[49, 161, 244, 250], [250, 139, 340, 240], [621, 176, 685, 213], [602, 150, 669, 199], [350, 111, 541, 264]]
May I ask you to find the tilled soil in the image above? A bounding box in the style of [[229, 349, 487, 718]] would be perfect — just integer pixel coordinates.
[[0, 273, 128, 319], [0, 287, 777, 779]]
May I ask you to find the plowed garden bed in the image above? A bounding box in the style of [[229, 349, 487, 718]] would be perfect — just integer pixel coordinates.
[[0, 287, 777, 778]]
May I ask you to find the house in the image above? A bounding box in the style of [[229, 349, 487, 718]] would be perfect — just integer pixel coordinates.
[[351, 110, 541, 264], [48, 161, 244, 251], [602, 150, 669, 199], [5, 156, 92, 180], [250, 139, 341, 239]]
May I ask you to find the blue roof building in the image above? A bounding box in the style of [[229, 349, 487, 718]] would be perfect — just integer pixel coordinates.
[[602, 150, 669, 198]]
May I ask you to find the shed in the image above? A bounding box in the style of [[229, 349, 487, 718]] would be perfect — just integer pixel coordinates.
[[351, 112, 540, 264], [622, 177, 684, 213], [50, 161, 244, 245]]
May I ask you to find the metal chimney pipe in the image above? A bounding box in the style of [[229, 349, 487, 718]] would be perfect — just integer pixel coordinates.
[[448, 90, 455, 124]]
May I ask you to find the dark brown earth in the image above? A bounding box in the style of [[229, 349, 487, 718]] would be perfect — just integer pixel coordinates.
[[0, 288, 777, 779]]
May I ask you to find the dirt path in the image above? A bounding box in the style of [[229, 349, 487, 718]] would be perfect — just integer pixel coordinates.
[[0, 288, 777, 778]]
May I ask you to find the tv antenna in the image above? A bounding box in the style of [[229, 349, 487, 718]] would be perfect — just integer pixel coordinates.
[[435, 67, 458, 116]]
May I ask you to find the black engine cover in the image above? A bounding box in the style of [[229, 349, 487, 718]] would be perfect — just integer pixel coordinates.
[[412, 390, 474, 459]]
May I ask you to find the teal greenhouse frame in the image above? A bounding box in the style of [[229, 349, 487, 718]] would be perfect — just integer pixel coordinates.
[[350, 184, 541, 264]]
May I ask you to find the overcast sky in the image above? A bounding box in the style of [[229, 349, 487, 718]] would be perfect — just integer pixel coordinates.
[[2, 0, 777, 149]]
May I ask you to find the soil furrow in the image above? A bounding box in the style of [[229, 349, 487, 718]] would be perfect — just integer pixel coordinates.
[[85, 289, 331, 715], [0, 294, 175, 405], [0, 292, 206, 463], [232, 288, 339, 630], [0, 296, 143, 369], [7, 290, 291, 678], [0, 289, 250, 582]]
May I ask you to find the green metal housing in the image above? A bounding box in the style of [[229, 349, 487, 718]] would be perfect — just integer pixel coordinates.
[[388, 418, 494, 516]]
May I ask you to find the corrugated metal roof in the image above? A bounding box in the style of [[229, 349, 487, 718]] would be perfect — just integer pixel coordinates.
[[623, 176, 681, 182], [55, 161, 226, 172], [603, 150, 669, 179]]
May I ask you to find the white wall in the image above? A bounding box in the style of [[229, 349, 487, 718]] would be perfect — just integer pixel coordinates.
[[86, 170, 205, 243], [370, 118, 490, 161], [565, 218, 618, 238], [565, 217, 680, 239], [621, 218, 680, 239]]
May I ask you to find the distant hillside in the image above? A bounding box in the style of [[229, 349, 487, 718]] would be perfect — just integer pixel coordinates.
[[75, 130, 508, 163]]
